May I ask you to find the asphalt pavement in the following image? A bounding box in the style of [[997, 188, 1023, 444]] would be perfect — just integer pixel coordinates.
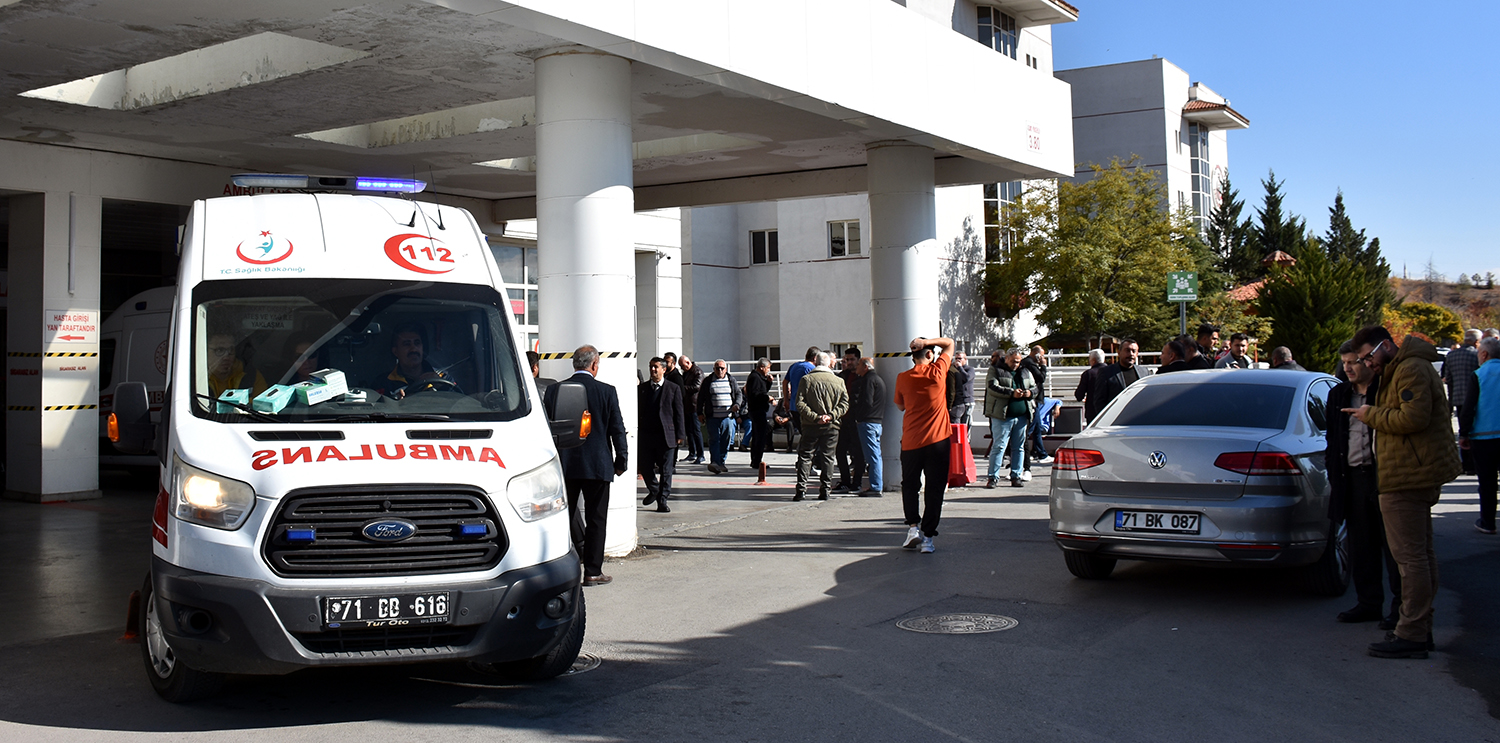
[[0, 451, 1496, 742]]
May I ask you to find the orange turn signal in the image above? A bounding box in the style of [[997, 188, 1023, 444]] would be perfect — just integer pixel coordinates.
[[579, 410, 592, 439], [107, 412, 120, 442]]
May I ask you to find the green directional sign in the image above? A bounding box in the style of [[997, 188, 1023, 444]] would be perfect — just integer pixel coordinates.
[[1167, 271, 1198, 302]]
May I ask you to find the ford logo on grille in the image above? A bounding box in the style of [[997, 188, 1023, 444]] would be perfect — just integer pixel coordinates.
[[361, 519, 417, 542], [1148, 451, 1167, 469]]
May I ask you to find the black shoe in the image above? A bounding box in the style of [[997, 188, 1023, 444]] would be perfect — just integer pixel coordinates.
[[1378, 614, 1398, 631], [643, 493, 657, 507], [818, 492, 829, 500], [656, 503, 671, 513], [1369, 633, 1433, 658], [858, 488, 882, 497], [1336, 605, 1382, 624], [792, 494, 804, 502], [831, 481, 848, 492], [1010, 478, 1024, 488], [1476, 519, 1497, 535]]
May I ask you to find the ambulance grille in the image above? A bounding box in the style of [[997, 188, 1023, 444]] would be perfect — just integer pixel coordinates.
[[262, 485, 506, 578]]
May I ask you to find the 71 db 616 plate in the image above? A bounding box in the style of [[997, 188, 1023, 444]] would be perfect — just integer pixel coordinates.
[[323, 592, 450, 629]]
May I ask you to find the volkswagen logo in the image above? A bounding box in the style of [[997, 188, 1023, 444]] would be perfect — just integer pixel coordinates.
[[361, 519, 418, 542], [1148, 451, 1167, 469]]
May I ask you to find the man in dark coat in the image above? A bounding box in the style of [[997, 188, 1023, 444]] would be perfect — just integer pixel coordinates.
[[836, 347, 866, 492], [543, 345, 628, 587], [1074, 349, 1107, 423], [677, 355, 706, 463], [1092, 339, 1146, 419], [1327, 341, 1399, 628], [744, 357, 775, 471], [639, 357, 685, 513]]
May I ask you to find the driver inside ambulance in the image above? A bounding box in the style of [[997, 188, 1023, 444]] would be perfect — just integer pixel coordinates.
[[378, 324, 457, 399], [207, 332, 267, 397]]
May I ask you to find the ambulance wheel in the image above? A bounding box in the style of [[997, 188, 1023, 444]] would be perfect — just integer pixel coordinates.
[[139, 574, 224, 702], [490, 591, 586, 681]]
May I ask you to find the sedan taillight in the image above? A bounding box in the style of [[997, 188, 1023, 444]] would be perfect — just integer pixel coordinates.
[[1214, 451, 1301, 475], [1054, 448, 1105, 470]]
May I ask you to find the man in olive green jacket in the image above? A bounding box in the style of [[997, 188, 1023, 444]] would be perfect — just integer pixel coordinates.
[[984, 348, 1038, 487], [1346, 326, 1463, 660], [793, 351, 851, 501]]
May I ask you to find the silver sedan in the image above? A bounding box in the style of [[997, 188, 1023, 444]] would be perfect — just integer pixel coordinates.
[[1049, 369, 1350, 595]]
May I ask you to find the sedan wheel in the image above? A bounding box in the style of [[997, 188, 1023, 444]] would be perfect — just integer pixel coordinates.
[[1302, 521, 1351, 597], [1064, 550, 1117, 580]]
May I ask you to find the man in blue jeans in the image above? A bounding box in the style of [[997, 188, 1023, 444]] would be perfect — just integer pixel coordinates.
[[851, 356, 887, 495], [696, 359, 744, 474], [984, 347, 1036, 488]]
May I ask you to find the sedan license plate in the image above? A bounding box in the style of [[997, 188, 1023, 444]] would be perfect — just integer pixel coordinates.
[[1115, 510, 1200, 534], [323, 593, 450, 629]]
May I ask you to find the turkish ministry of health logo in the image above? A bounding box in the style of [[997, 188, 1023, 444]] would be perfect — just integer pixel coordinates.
[[236, 230, 294, 265]]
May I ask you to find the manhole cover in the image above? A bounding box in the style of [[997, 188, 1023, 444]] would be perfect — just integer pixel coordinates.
[[564, 652, 602, 675], [896, 613, 1019, 634]]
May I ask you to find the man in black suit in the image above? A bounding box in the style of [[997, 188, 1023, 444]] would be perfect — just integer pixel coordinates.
[[543, 345, 628, 587], [1092, 338, 1146, 418], [638, 357, 685, 513]]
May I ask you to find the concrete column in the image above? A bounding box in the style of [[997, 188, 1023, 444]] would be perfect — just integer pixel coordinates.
[[6, 192, 103, 502], [534, 47, 638, 557], [866, 142, 937, 490]]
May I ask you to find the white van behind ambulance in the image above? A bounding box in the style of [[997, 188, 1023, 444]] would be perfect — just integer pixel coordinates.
[[110, 175, 589, 702], [99, 286, 173, 465]]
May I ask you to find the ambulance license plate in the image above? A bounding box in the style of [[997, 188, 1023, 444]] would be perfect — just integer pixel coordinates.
[[323, 592, 450, 629]]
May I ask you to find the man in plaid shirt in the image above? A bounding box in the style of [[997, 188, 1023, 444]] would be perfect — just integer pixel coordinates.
[[1445, 329, 1483, 475]]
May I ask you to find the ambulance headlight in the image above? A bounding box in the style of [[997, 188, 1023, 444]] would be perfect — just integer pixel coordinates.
[[506, 458, 567, 522], [171, 454, 256, 530]]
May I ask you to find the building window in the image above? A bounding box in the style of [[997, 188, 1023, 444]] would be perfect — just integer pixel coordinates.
[[1189, 123, 1211, 234], [828, 220, 861, 257], [752, 345, 781, 372], [983, 181, 1022, 263], [977, 7, 1018, 59], [491, 242, 540, 340], [750, 229, 779, 265]]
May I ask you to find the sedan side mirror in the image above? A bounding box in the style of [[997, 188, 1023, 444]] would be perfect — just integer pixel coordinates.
[[108, 381, 155, 455], [548, 380, 589, 450]]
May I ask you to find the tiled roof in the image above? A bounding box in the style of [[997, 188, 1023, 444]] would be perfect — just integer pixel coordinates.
[[1227, 279, 1266, 302]]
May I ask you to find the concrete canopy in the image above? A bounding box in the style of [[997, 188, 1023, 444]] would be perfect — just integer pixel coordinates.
[[0, 0, 1074, 212]]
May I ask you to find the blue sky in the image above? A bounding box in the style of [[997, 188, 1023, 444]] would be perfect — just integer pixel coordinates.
[[1052, 1, 1500, 283]]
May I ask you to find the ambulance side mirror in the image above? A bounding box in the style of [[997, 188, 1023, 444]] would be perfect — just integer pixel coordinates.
[[547, 381, 588, 450], [109, 382, 154, 455]]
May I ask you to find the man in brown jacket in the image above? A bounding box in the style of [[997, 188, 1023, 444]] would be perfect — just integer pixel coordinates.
[[1345, 325, 1463, 659]]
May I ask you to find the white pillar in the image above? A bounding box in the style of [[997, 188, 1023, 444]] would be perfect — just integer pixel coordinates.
[[534, 47, 638, 557], [6, 191, 103, 502], [866, 142, 937, 490]]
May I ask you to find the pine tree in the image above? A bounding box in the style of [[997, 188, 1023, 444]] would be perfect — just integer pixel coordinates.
[[1259, 238, 1370, 374], [1206, 172, 1258, 285], [1253, 170, 1307, 262], [1323, 190, 1367, 262]]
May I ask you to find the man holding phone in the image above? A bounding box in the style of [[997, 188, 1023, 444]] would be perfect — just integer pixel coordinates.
[[1342, 325, 1462, 659], [984, 347, 1037, 488]]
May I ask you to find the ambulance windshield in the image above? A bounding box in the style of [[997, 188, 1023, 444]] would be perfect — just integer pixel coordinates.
[[189, 279, 528, 422]]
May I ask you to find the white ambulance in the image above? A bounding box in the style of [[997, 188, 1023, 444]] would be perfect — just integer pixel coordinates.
[[110, 175, 588, 702]]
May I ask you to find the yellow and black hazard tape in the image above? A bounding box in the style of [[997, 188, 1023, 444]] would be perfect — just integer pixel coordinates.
[[7, 405, 36, 411], [43, 404, 98, 411], [7, 352, 100, 357], [7, 352, 41, 358], [46, 352, 98, 358], [874, 352, 912, 358], [537, 351, 638, 359]]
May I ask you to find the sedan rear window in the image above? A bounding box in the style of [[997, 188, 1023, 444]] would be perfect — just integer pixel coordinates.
[[1096, 383, 1295, 429]]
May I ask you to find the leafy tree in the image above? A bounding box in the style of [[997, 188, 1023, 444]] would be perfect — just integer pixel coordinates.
[[1385, 302, 1465, 346], [1206, 172, 1258, 286], [1251, 170, 1307, 263], [1188, 291, 1272, 347], [985, 159, 1196, 348], [1257, 238, 1371, 374]]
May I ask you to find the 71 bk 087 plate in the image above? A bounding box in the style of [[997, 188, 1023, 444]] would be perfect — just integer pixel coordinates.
[[1114, 510, 1201, 535], [323, 592, 450, 629]]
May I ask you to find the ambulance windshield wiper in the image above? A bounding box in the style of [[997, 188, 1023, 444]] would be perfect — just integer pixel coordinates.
[[308, 412, 452, 422], [195, 393, 284, 423]]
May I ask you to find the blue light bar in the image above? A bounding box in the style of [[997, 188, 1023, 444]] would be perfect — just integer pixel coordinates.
[[286, 527, 316, 542], [460, 523, 487, 536], [355, 177, 426, 193]]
